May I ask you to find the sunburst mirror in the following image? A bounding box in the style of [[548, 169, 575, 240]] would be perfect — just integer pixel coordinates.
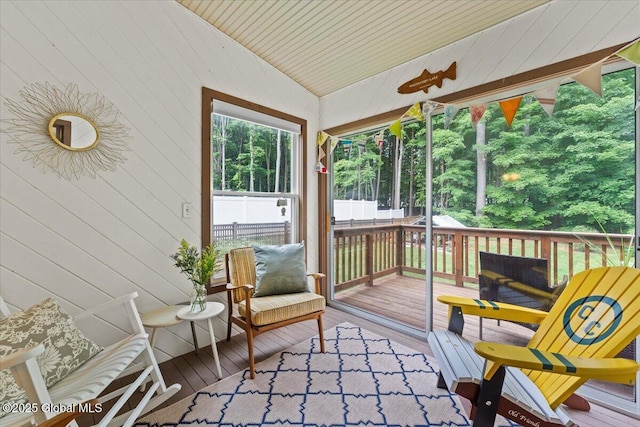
[[2, 82, 130, 180]]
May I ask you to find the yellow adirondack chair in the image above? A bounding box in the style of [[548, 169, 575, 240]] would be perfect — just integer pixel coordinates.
[[428, 266, 640, 427]]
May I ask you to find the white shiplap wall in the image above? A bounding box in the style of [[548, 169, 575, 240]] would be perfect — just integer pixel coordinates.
[[0, 0, 319, 362], [319, 0, 640, 130]]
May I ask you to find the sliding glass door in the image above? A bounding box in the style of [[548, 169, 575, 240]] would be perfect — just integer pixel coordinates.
[[326, 63, 639, 415]]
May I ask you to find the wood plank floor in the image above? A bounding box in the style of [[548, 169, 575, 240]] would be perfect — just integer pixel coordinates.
[[82, 301, 639, 427]]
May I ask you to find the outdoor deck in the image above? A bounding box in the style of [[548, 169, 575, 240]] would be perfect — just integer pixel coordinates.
[[335, 275, 633, 405], [335, 275, 535, 347]]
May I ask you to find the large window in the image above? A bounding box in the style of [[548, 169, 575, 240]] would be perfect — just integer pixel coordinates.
[[201, 89, 307, 289]]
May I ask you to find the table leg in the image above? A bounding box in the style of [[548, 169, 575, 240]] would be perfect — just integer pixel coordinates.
[[190, 321, 199, 355], [207, 318, 222, 379], [149, 327, 158, 349]]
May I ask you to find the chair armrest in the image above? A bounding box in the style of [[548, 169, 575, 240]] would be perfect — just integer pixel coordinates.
[[438, 295, 548, 325], [226, 283, 255, 302], [475, 341, 639, 384], [307, 273, 325, 294], [1, 344, 54, 423], [226, 283, 254, 292], [74, 292, 139, 320], [0, 344, 45, 370]]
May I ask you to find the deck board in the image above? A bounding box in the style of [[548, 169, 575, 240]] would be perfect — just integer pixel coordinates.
[[335, 275, 535, 347]]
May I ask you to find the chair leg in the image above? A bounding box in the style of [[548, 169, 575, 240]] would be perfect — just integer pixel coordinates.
[[246, 328, 256, 379], [226, 295, 233, 342], [473, 364, 505, 427], [317, 316, 325, 353], [437, 372, 448, 389]]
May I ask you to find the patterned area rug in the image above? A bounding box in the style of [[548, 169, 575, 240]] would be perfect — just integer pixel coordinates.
[[136, 323, 512, 427]]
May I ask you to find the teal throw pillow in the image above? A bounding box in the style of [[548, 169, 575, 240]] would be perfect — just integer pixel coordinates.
[[253, 242, 309, 297]]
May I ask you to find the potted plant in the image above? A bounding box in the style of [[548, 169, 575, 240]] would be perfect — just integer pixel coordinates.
[[171, 239, 221, 313]]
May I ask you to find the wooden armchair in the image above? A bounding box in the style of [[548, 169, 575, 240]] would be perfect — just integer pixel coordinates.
[[225, 246, 326, 379], [429, 266, 640, 427]]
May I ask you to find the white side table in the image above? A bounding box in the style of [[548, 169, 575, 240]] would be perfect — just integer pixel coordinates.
[[141, 305, 197, 350], [177, 302, 225, 379]]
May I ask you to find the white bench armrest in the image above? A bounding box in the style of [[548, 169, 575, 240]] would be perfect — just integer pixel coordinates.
[[0, 344, 45, 370], [74, 292, 139, 320]]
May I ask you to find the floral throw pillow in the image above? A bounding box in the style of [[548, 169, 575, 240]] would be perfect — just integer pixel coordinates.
[[0, 298, 102, 418]]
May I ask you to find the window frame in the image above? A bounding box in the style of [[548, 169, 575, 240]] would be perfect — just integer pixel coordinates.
[[201, 87, 308, 292]]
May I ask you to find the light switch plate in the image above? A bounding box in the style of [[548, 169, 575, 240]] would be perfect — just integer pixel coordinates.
[[182, 202, 192, 218]]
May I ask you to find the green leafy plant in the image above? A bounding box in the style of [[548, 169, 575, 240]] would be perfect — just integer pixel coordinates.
[[575, 220, 635, 267], [171, 239, 221, 288]]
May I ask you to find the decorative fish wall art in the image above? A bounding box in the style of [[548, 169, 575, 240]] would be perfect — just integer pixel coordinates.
[[397, 62, 456, 94]]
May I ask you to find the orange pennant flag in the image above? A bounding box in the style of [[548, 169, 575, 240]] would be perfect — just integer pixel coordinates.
[[499, 97, 522, 127], [572, 62, 602, 96]]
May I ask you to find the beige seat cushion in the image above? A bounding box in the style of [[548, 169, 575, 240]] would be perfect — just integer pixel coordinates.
[[238, 293, 325, 326]]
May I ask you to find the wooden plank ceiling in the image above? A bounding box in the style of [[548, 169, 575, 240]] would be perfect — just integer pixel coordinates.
[[177, 0, 549, 97]]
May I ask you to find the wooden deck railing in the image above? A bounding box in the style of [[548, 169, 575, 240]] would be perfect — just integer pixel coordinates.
[[334, 225, 634, 290]]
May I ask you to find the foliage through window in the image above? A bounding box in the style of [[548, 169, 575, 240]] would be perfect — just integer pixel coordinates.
[[212, 114, 293, 193], [333, 67, 636, 236]]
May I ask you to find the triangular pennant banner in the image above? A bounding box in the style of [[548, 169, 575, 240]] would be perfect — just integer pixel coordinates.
[[330, 136, 339, 154], [318, 146, 326, 160], [443, 104, 460, 129], [616, 40, 640, 65], [534, 83, 560, 117], [422, 101, 437, 117], [389, 119, 402, 139], [357, 139, 366, 153], [316, 131, 329, 147], [404, 102, 424, 121], [499, 96, 522, 127], [375, 129, 385, 150], [342, 139, 352, 155], [572, 62, 602, 96], [470, 104, 488, 129]]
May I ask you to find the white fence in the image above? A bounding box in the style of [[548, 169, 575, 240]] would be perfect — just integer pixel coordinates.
[[213, 196, 292, 224], [213, 196, 403, 224], [333, 199, 403, 221]]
